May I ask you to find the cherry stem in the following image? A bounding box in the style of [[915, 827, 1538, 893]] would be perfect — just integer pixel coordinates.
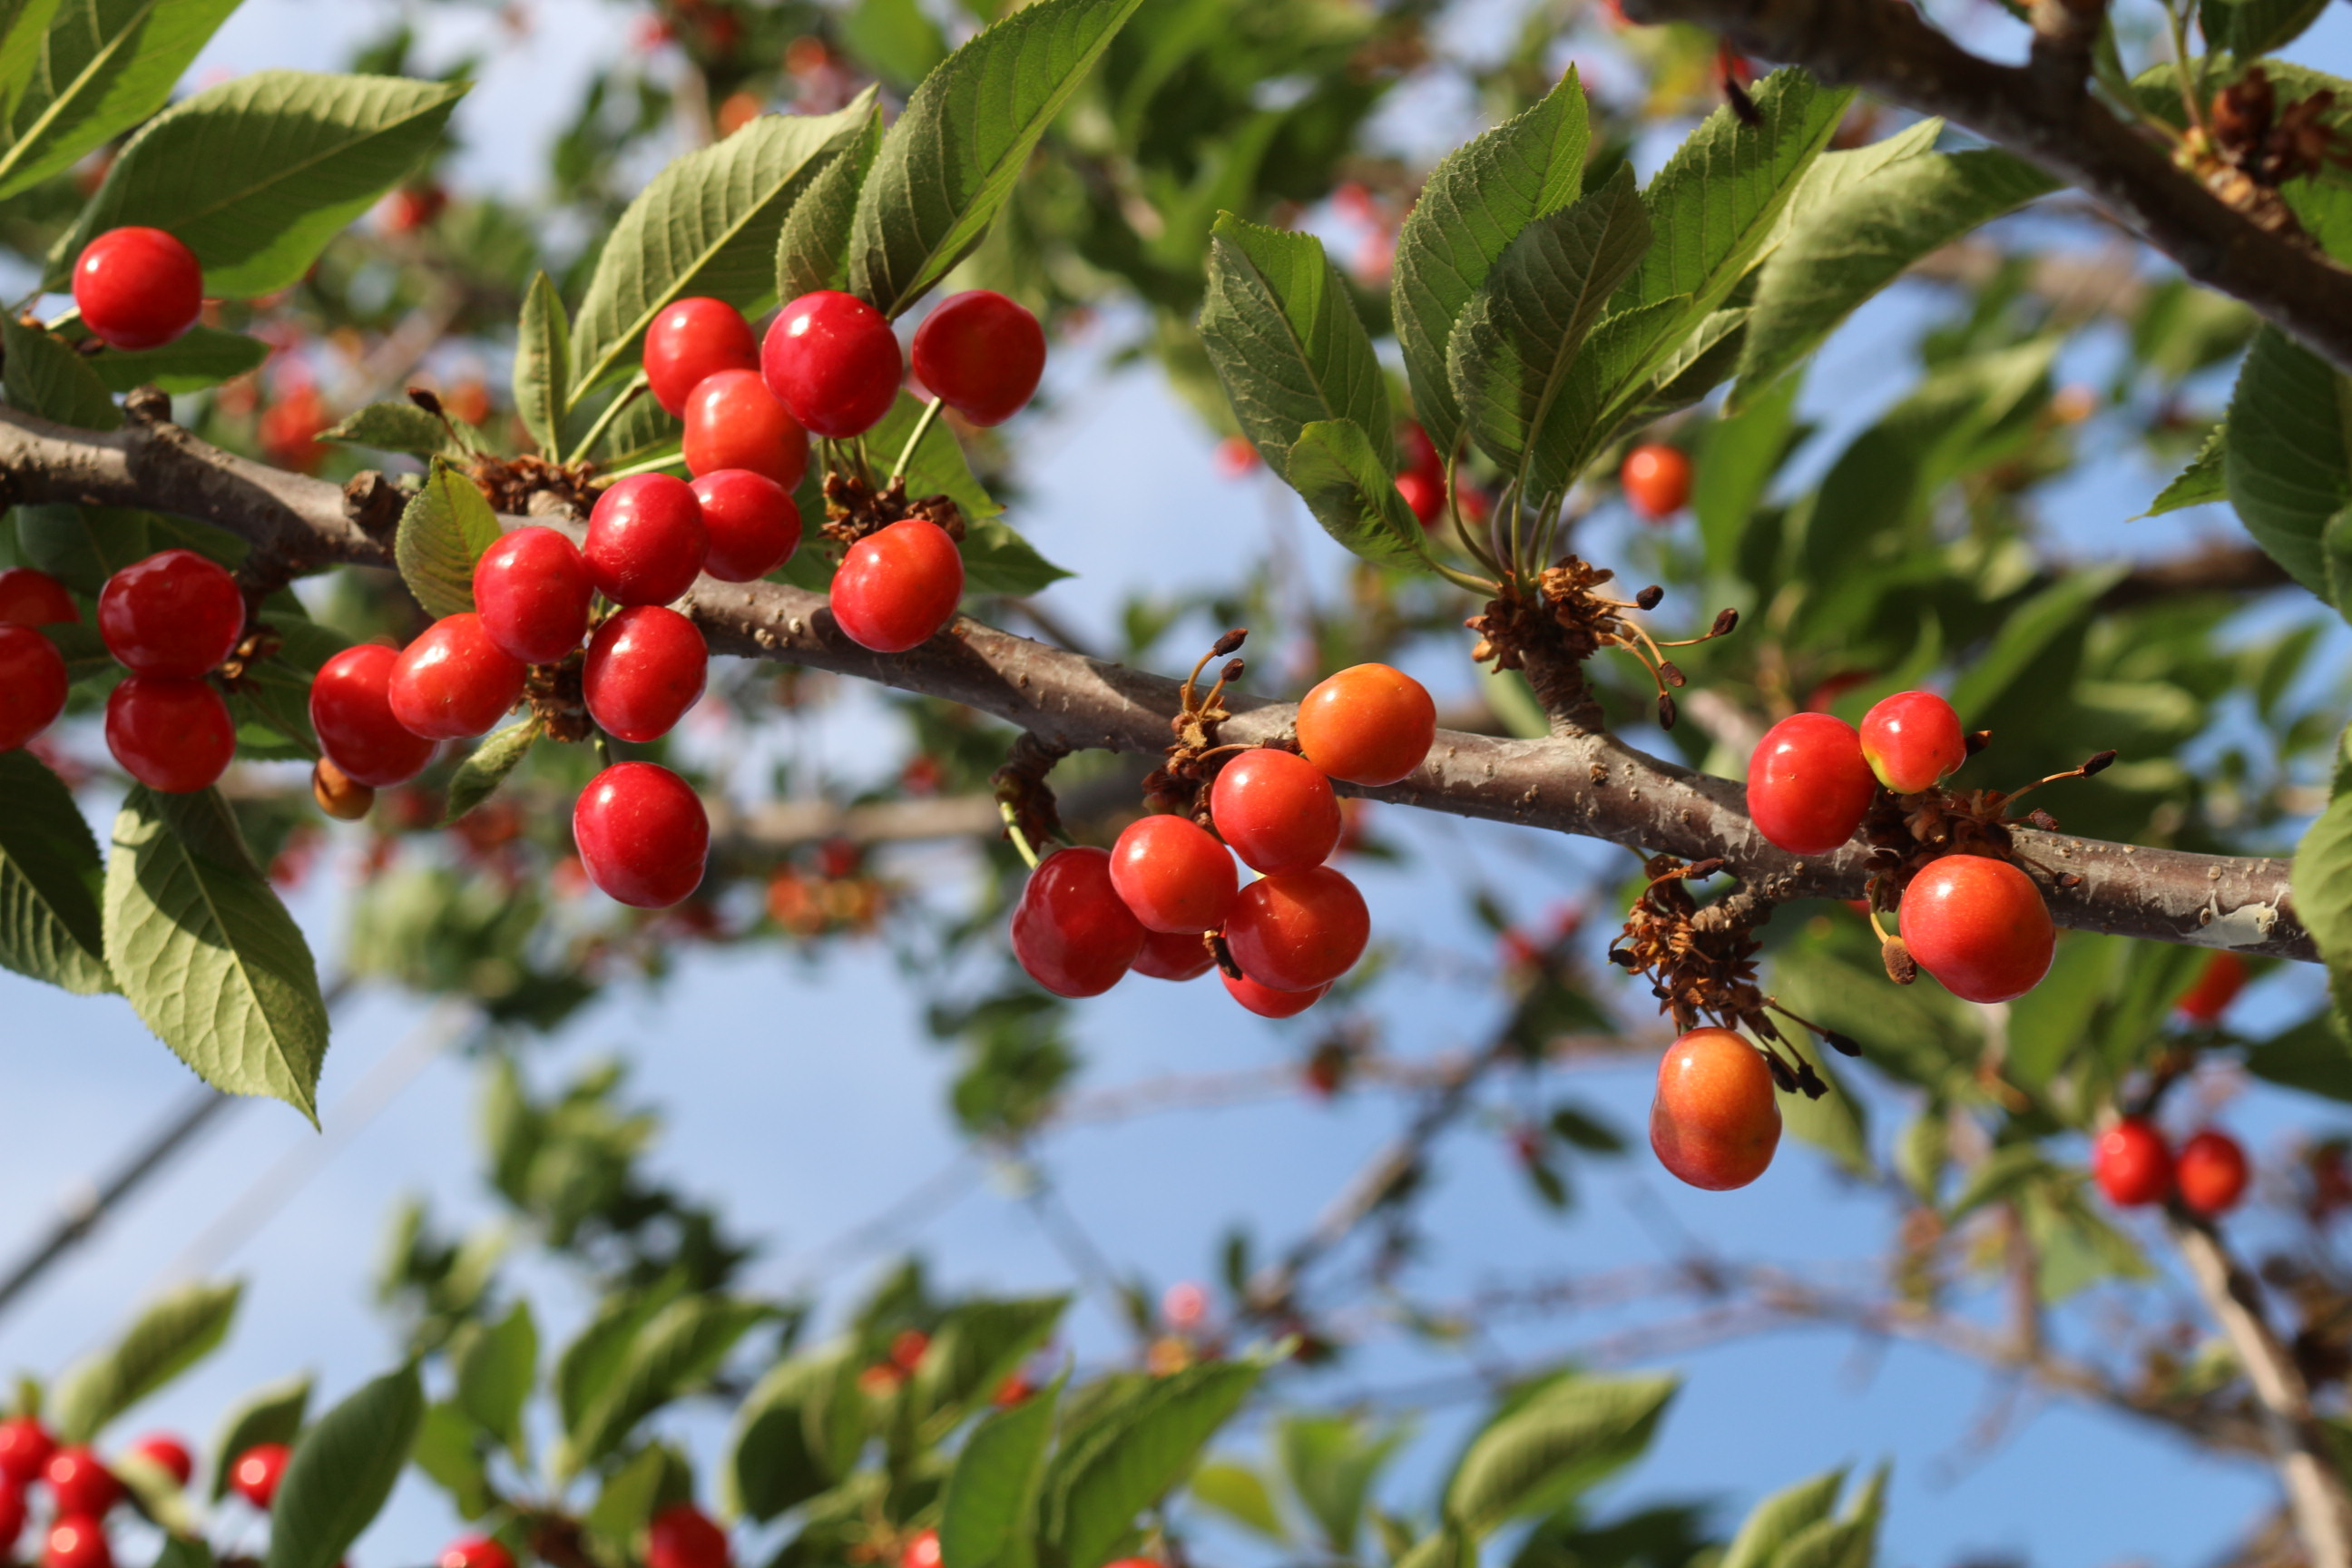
[[601, 450, 688, 480], [593, 732, 613, 769], [2003, 750, 2118, 808], [1444, 451, 1506, 580], [890, 396, 946, 484], [567, 372, 647, 467], [998, 800, 1042, 870], [1867, 904, 1896, 946]]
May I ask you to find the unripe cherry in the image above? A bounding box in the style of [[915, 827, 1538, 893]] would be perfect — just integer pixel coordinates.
[[41, 1515, 109, 1568], [1746, 712, 1876, 857], [388, 614, 526, 740], [105, 676, 235, 793], [73, 227, 201, 351], [1208, 749, 1340, 874], [309, 644, 437, 786], [0, 1419, 53, 1485], [98, 549, 244, 677], [585, 474, 709, 606], [1012, 847, 1145, 998], [2176, 1129, 2249, 1216], [642, 296, 759, 416], [1222, 865, 1368, 992], [474, 526, 593, 663], [682, 368, 809, 490], [2177, 950, 2248, 1024], [1109, 814, 1237, 934], [691, 469, 801, 582], [1620, 443, 1690, 521], [311, 759, 374, 819], [1858, 690, 1965, 794], [2092, 1118, 2171, 1207], [1649, 1027, 1779, 1191], [0, 625, 67, 750], [574, 762, 709, 908], [228, 1443, 289, 1509], [43, 1450, 118, 1517], [1897, 854, 2053, 1004], [439, 1538, 516, 1568], [762, 289, 903, 438], [583, 606, 708, 743], [910, 290, 1046, 426], [1222, 970, 1328, 1018], [647, 1504, 730, 1568], [0, 567, 77, 626], [829, 519, 963, 652], [1132, 928, 1212, 982], [1296, 663, 1435, 786]]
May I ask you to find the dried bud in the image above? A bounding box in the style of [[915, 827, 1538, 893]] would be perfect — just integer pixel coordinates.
[[1965, 729, 1993, 757], [1880, 936, 1916, 986], [407, 387, 446, 417], [1763, 1051, 1799, 1093], [1211, 628, 1249, 658], [1710, 607, 1740, 637], [1220, 658, 1246, 685], [1210, 932, 1244, 981], [1635, 584, 1664, 612], [1659, 661, 1687, 689], [1685, 857, 1725, 880], [2025, 808, 2060, 831], [1823, 1030, 1861, 1058], [1606, 946, 1640, 970], [2081, 749, 2117, 777], [1792, 1059, 1829, 1100], [2055, 871, 2083, 889], [1657, 691, 1678, 730], [311, 759, 374, 821]]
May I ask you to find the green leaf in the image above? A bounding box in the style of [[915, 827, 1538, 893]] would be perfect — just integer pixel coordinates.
[[870, 387, 1004, 521], [1718, 1469, 1847, 1568], [848, 0, 1143, 317], [318, 400, 463, 459], [0, 0, 64, 129], [1278, 1415, 1406, 1555], [585, 1444, 693, 1547], [722, 1352, 837, 1523], [2141, 424, 2227, 518], [2225, 325, 2350, 600], [1945, 1142, 2053, 1218], [909, 1295, 1069, 1437], [2246, 1015, 2352, 1102], [262, 1366, 424, 1568], [1945, 562, 2129, 724], [0, 0, 240, 201], [2202, 0, 2330, 56], [939, 1374, 1062, 1568], [562, 1297, 771, 1476], [1389, 68, 1590, 463], [777, 106, 882, 302], [4, 315, 121, 430], [1189, 1462, 1287, 1543], [2294, 794, 2352, 1031], [1694, 366, 1800, 577], [842, 0, 949, 85], [209, 1374, 309, 1501], [409, 1401, 492, 1521], [52, 1280, 240, 1443], [396, 458, 503, 621], [85, 327, 267, 394], [514, 272, 571, 463], [454, 1299, 534, 1460], [53, 71, 466, 297], [1445, 1373, 1675, 1536], [1285, 419, 1440, 574], [962, 519, 1073, 596], [0, 749, 108, 994], [1041, 1358, 1262, 1568], [568, 93, 874, 403], [555, 1277, 687, 1441], [443, 718, 542, 827]]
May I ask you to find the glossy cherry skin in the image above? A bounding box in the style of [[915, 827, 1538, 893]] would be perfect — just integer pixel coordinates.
[[0, 1418, 54, 1485], [1296, 662, 1436, 787], [910, 290, 1045, 426], [311, 758, 375, 820], [829, 519, 963, 652], [0, 1478, 21, 1553], [309, 644, 437, 787], [682, 368, 809, 490], [1208, 749, 1341, 874], [1746, 712, 1877, 857], [1898, 854, 2054, 1004], [98, 549, 244, 677], [106, 677, 235, 793], [42, 1515, 110, 1568], [229, 1443, 289, 1509], [1223, 971, 1329, 1017], [1620, 443, 1690, 522], [586, 475, 710, 606], [123, 1436, 192, 1489], [2177, 950, 2249, 1024], [474, 526, 593, 663], [44, 1451, 119, 1518], [1859, 690, 1966, 794], [1109, 814, 1237, 934], [74, 227, 201, 351], [0, 567, 77, 626], [1649, 1027, 1780, 1191], [642, 296, 760, 416], [1132, 927, 1213, 981], [388, 614, 526, 740], [763, 290, 903, 438], [1222, 866, 1368, 992], [574, 762, 709, 908], [1396, 470, 1443, 524], [439, 1538, 516, 1568], [647, 1504, 730, 1568], [0, 624, 67, 750], [1012, 847, 1146, 998], [2092, 1118, 2172, 1207], [2176, 1129, 2249, 1216], [583, 606, 708, 743], [900, 1530, 942, 1568], [691, 469, 801, 582]]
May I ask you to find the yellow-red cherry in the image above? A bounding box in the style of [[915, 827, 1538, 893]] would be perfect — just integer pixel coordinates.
[[1746, 712, 1876, 856], [1296, 663, 1435, 786], [474, 526, 593, 664], [74, 227, 201, 351], [1109, 813, 1237, 934], [1858, 690, 1965, 794], [829, 519, 963, 652], [691, 469, 801, 582], [1649, 1027, 1779, 1191], [98, 550, 244, 678], [309, 644, 436, 787], [439, 1538, 515, 1568], [2092, 1118, 2171, 1207], [0, 624, 67, 751], [1620, 443, 1690, 521], [1132, 928, 1212, 981], [0, 568, 77, 626], [311, 759, 374, 820], [911, 290, 1045, 426], [1222, 865, 1368, 992], [105, 676, 234, 793], [388, 614, 526, 740], [585, 474, 709, 606], [583, 605, 708, 743], [648, 1505, 730, 1568], [43, 1451, 117, 1518], [229, 1443, 289, 1509], [762, 289, 903, 438], [1210, 749, 1341, 874], [1897, 854, 2053, 1004], [41, 1515, 109, 1568], [1222, 970, 1328, 1017], [574, 762, 709, 909], [2177, 950, 2248, 1024], [2176, 1128, 2249, 1216], [681, 368, 808, 489], [642, 297, 759, 416], [1012, 847, 1146, 997]]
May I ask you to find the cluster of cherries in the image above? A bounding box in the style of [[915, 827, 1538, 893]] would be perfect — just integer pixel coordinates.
[[1011, 662, 1436, 1016], [2092, 1119, 2250, 1216]]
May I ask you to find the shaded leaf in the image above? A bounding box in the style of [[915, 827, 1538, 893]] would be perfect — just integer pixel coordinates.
[[1286, 418, 1440, 575], [443, 719, 542, 827], [4, 314, 121, 430], [777, 105, 881, 302], [209, 1374, 309, 1501], [2225, 325, 2349, 600], [0, 0, 240, 200], [453, 1299, 534, 1460], [1445, 1373, 1675, 1536], [2295, 794, 2352, 1032], [1041, 1359, 1261, 1568], [53, 1280, 240, 1443], [514, 271, 570, 462], [86, 326, 267, 394], [396, 458, 503, 621], [0, 749, 108, 994], [262, 1366, 424, 1568], [319, 401, 462, 459], [562, 1297, 771, 1476], [939, 1373, 1062, 1568], [2141, 424, 2226, 518], [1189, 1461, 1287, 1543]]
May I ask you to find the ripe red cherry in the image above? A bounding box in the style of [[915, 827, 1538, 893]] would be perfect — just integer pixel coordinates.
[[42, 1515, 110, 1568], [0, 1418, 54, 1485], [0, 567, 77, 626], [439, 1538, 516, 1568], [2177, 950, 2249, 1024], [1898, 854, 2054, 1004], [2176, 1129, 2249, 1216], [309, 644, 437, 787], [2092, 1118, 2172, 1207], [586, 475, 710, 606], [910, 290, 1045, 426], [573, 762, 709, 908], [0, 1478, 22, 1552], [1132, 928, 1212, 981], [1746, 712, 1876, 856], [1222, 866, 1369, 992], [1209, 749, 1340, 874], [642, 297, 759, 416], [829, 519, 963, 652], [124, 1436, 191, 1488], [1396, 471, 1444, 524], [43, 1450, 119, 1517], [1222, 970, 1329, 1018], [1109, 814, 1237, 934], [1859, 690, 1965, 794], [0, 624, 67, 750], [1296, 663, 1436, 787], [388, 614, 526, 740], [762, 289, 903, 438], [106, 676, 235, 792], [900, 1529, 941, 1568], [73, 227, 201, 351], [583, 606, 708, 743], [682, 368, 809, 490], [691, 469, 801, 582], [474, 526, 593, 663], [98, 549, 244, 677], [1011, 847, 1146, 998], [647, 1504, 730, 1568], [1620, 443, 1690, 521], [229, 1443, 289, 1509], [1650, 1027, 1779, 1190]]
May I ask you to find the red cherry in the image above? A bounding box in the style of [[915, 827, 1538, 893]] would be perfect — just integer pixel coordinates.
[[439, 1538, 516, 1568], [1222, 970, 1328, 1017], [900, 1530, 941, 1568], [229, 1443, 289, 1509], [910, 290, 1045, 426], [388, 614, 526, 740], [1898, 854, 2053, 1004], [1396, 471, 1444, 524], [762, 290, 903, 438], [309, 644, 437, 787], [1398, 422, 1442, 481], [2176, 1129, 2249, 1216], [2177, 950, 2249, 1024], [0, 1419, 54, 1485], [647, 1504, 730, 1568], [105, 676, 234, 792], [1208, 750, 1340, 874], [1109, 814, 1237, 934], [0, 624, 67, 750], [1222, 865, 1368, 992], [691, 469, 802, 582], [124, 1436, 191, 1488], [1858, 690, 1965, 794], [828, 519, 963, 652], [682, 368, 809, 490], [1620, 443, 1690, 521], [1649, 1027, 1779, 1190], [1295, 663, 1436, 787], [474, 527, 593, 664], [97, 550, 244, 677], [43, 1451, 118, 1518], [0, 1478, 21, 1553], [583, 606, 708, 743], [73, 228, 201, 350], [573, 762, 709, 908], [1132, 928, 1212, 981], [2092, 1118, 2172, 1207], [585, 475, 710, 606], [1012, 847, 1146, 998], [0, 568, 77, 626], [41, 1515, 109, 1568], [1745, 712, 1876, 856], [642, 297, 759, 416]]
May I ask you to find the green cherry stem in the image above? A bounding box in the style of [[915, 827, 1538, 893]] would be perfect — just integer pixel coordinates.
[[569, 372, 648, 466], [998, 800, 1042, 870], [890, 396, 947, 483]]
